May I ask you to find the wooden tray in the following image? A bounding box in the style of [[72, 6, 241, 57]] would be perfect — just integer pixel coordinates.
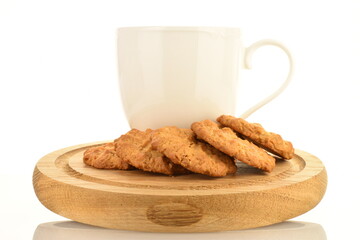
[[33, 141, 327, 232]]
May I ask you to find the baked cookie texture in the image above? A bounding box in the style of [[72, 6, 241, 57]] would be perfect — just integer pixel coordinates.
[[217, 115, 294, 159], [191, 120, 276, 173], [151, 126, 237, 177], [115, 129, 188, 175], [83, 142, 133, 170]]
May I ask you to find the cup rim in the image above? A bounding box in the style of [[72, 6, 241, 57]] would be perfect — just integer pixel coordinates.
[[117, 26, 241, 34]]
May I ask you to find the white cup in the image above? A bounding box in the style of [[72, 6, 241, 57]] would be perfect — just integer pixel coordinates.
[[117, 27, 293, 130]]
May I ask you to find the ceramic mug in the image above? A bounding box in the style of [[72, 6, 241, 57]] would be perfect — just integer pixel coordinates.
[[117, 27, 293, 130]]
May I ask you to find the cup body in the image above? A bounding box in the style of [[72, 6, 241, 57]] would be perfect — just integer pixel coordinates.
[[117, 27, 244, 130]]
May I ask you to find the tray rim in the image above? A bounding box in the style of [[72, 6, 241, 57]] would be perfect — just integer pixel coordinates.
[[33, 141, 326, 196]]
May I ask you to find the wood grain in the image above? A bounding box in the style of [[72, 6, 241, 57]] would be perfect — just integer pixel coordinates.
[[33, 141, 327, 232]]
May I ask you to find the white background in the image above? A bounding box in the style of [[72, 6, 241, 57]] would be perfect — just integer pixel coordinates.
[[1, 0, 359, 239]]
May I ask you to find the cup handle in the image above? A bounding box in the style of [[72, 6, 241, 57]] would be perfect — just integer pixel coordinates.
[[240, 39, 294, 119]]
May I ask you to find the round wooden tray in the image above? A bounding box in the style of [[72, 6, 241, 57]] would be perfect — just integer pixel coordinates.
[[33, 141, 327, 232]]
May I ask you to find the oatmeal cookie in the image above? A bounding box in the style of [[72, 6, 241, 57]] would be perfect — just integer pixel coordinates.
[[83, 142, 133, 170], [191, 120, 276, 172], [217, 115, 294, 159], [151, 127, 237, 177], [115, 129, 188, 175]]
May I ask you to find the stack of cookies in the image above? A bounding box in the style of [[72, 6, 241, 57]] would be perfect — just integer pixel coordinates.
[[83, 115, 294, 177]]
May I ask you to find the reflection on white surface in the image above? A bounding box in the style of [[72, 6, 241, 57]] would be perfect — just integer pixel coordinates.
[[33, 221, 326, 240]]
